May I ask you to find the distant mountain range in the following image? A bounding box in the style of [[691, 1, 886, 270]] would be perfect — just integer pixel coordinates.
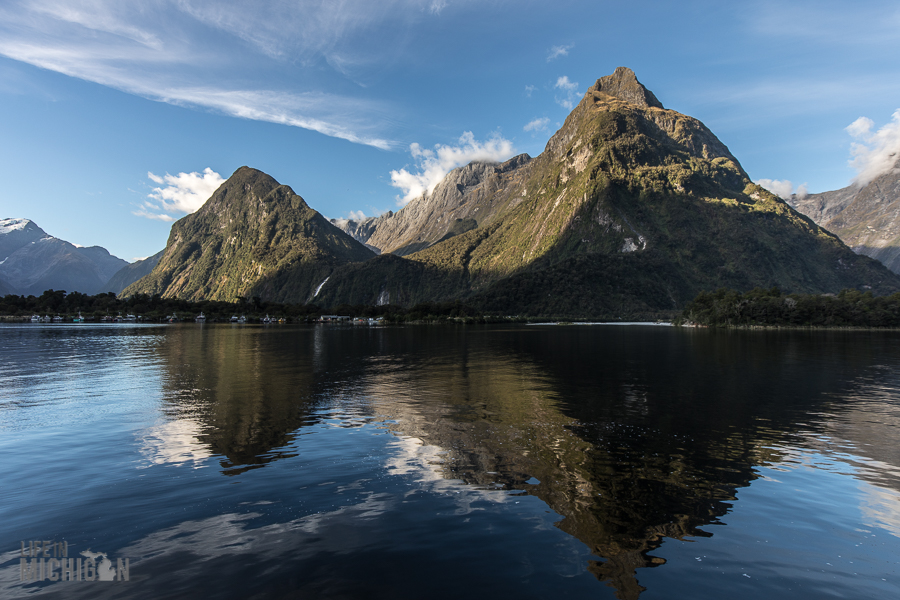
[[51, 68, 900, 317], [789, 169, 900, 274], [0, 218, 130, 296]]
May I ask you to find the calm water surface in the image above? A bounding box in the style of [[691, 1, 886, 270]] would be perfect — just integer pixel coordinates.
[[1, 323, 899, 599]]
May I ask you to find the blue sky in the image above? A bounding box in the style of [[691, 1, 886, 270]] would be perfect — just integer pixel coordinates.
[[1, 0, 899, 262]]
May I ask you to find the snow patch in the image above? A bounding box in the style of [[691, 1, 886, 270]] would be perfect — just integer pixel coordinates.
[[0, 218, 31, 235]]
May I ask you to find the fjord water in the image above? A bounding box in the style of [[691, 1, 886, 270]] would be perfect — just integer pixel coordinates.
[[1, 324, 899, 599]]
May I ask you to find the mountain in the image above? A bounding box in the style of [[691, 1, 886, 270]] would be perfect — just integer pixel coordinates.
[[312, 67, 900, 317], [0, 275, 14, 296], [789, 169, 900, 274], [104, 249, 165, 294], [123, 167, 375, 302], [0, 218, 129, 295]]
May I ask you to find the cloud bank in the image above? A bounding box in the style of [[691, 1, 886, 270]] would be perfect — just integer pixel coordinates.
[[846, 110, 900, 186], [136, 168, 225, 221], [389, 132, 515, 205], [756, 178, 808, 200]]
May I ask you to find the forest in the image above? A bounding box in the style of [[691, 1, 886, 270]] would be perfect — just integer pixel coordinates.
[[675, 287, 900, 328]]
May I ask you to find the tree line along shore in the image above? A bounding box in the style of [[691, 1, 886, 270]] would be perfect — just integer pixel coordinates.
[[3, 288, 900, 327], [674, 287, 900, 328]]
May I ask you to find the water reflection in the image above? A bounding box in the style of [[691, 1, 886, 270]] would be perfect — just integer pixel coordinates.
[[138, 324, 900, 599]]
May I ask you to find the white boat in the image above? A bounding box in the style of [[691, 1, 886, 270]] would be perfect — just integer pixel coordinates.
[[237, 315, 246, 324], [230, 315, 239, 323], [167, 314, 178, 323], [262, 314, 272, 324], [30, 314, 41, 323], [73, 312, 85, 323], [195, 312, 206, 323], [121, 314, 137, 322], [52, 315, 63, 322]]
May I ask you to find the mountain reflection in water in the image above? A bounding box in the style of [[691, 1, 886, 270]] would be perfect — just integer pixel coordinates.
[[2, 323, 899, 599]]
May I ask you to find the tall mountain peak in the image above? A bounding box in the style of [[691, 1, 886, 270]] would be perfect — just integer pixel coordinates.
[[589, 67, 664, 109]]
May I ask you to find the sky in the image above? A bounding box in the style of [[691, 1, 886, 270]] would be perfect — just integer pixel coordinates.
[[0, 0, 899, 262]]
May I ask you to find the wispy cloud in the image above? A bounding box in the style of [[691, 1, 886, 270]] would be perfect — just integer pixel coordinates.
[[554, 76, 579, 110], [524, 117, 550, 132], [547, 44, 572, 62], [389, 132, 515, 205], [0, 0, 457, 148], [846, 110, 900, 186], [756, 178, 808, 200], [524, 85, 536, 97], [135, 168, 225, 221]]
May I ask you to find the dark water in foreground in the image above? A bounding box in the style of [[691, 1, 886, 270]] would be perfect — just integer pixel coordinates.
[[1, 323, 899, 599]]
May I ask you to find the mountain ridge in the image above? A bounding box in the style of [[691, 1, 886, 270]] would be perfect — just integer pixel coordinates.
[[0, 218, 129, 295]]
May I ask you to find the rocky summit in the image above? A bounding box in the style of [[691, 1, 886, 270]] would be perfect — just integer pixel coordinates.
[[123, 167, 375, 302]]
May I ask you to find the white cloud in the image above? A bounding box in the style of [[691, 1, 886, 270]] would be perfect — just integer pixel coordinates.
[[756, 178, 808, 200], [846, 110, 900, 186], [524, 85, 536, 97], [554, 76, 579, 110], [524, 117, 550, 132], [348, 210, 368, 221], [136, 168, 225, 221], [389, 132, 515, 205], [133, 209, 176, 223], [0, 0, 465, 149], [547, 44, 572, 62]]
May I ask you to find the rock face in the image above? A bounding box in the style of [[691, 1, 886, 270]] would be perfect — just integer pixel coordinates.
[[122, 167, 375, 302], [104, 249, 165, 294], [313, 67, 900, 317], [592, 66, 664, 109], [358, 154, 533, 255], [789, 169, 900, 274], [0, 218, 128, 295]]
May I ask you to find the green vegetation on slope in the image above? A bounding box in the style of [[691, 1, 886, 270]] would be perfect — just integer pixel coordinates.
[[123, 167, 374, 303]]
